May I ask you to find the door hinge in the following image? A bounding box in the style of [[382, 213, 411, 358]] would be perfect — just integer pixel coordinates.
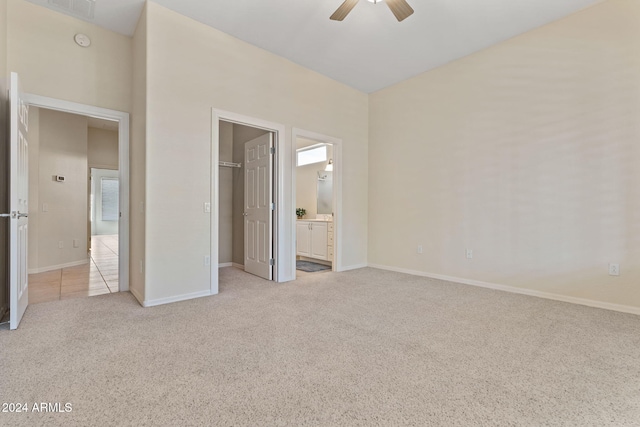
[[270, 203, 275, 211], [270, 147, 275, 155], [269, 259, 275, 266]]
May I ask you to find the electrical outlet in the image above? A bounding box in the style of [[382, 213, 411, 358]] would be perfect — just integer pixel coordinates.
[[609, 263, 620, 276], [204, 202, 211, 213], [466, 249, 473, 259], [417, 245, 423, 254], [73, 239, 79, 248], [58, 241, 64, 249], [204, 256, 211, 266]]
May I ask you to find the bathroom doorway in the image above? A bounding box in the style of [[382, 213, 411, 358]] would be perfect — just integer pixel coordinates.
[[292, 129, 343, 278]]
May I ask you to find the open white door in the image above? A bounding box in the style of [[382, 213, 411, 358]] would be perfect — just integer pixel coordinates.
[[8, 72, 29, 330], [244, 133, 273, 280]]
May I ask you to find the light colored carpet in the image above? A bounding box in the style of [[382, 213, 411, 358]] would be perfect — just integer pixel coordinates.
[[1, 267, 639, 426]]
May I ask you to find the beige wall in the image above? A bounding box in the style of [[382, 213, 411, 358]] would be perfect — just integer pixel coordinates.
[[296, 139, 333, 219], [32, 109, 89, 271], [0, 0, 7, 314], [4, 0, 135, 294], [130, 4, 146, 302], [88, 127, 119, 170], [28, 113, 119, 273], [218, 121, 233, 264], [368, 0, 640, 308], [144, 2, 368, 302], [6, 0, 132, 113]]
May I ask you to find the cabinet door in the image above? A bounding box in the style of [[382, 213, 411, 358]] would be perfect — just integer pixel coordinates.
[[296, 222, 311, 257], [310, 222, 328, 260]]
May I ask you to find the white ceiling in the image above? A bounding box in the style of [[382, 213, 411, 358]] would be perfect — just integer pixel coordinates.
[[25, 0, 603, 93]]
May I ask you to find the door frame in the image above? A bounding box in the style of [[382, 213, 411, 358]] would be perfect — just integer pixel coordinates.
[[211, 109, 289, 295], [23, 94, 130, 292], [291, 128, 343, 274]]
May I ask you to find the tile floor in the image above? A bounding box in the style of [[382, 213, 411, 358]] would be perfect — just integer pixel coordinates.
[[29, 234, 119, 304]]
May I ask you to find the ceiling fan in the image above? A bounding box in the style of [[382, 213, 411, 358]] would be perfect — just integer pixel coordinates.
[[330, 0, 414, 22]]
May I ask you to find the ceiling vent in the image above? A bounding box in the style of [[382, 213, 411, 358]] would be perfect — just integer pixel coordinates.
[[48, 0, 96, 20]]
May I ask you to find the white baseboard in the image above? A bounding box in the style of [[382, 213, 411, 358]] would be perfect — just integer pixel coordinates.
[[368, 263, 640, 316], [129, 287, 144, 306], [218, 262, 244, 269], [143, 289, 213, 308], [28, 259, 89, 275], [339, 263, 368, 272]]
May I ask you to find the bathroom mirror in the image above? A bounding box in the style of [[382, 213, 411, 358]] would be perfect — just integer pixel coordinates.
[[317, 171, 333, 215]]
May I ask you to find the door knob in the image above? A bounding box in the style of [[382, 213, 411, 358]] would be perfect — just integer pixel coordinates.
[[0, 211, 27, 219]]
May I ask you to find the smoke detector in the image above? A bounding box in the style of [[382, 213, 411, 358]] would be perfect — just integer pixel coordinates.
[[48, 0, 96, 20], [74, 33, 91, 47]]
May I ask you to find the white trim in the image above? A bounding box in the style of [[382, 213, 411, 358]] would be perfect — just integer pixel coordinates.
[[28, 259, 89, 275], [23, 94, 130, 293], [340, 263, 368, 272], [368, 263, 640, 316], [211, 109, 289, 296], [291, 128, 343, 276], [143, 290, 213, 308]]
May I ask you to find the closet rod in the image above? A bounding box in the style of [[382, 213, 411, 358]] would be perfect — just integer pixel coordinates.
[[219, 161, 241, 168]]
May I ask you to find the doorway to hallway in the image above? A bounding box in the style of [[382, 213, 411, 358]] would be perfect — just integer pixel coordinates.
[[27, 113, 122, 304]]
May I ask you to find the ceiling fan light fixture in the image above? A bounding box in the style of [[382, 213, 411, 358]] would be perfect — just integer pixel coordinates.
[[330, 0, 413, 22]]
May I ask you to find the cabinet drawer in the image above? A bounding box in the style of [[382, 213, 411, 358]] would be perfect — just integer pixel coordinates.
[[328, 246, 334, 258], [327, 233, 334, 245], [328, 223, 334, 232]]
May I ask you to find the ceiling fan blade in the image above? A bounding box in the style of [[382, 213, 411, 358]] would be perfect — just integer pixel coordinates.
[[330, 0, 359, 21], [386, 0, 414, 22]]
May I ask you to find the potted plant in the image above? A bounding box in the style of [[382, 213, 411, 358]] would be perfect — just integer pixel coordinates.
[[296, 208, 306, 219]]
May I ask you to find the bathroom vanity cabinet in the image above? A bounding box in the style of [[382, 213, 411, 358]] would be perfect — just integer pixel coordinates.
[[296, 221, 333, 262]]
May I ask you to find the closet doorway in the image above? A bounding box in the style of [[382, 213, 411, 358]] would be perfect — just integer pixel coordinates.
[[211, 109, 288, 295], [217, 120, 274, 279]]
